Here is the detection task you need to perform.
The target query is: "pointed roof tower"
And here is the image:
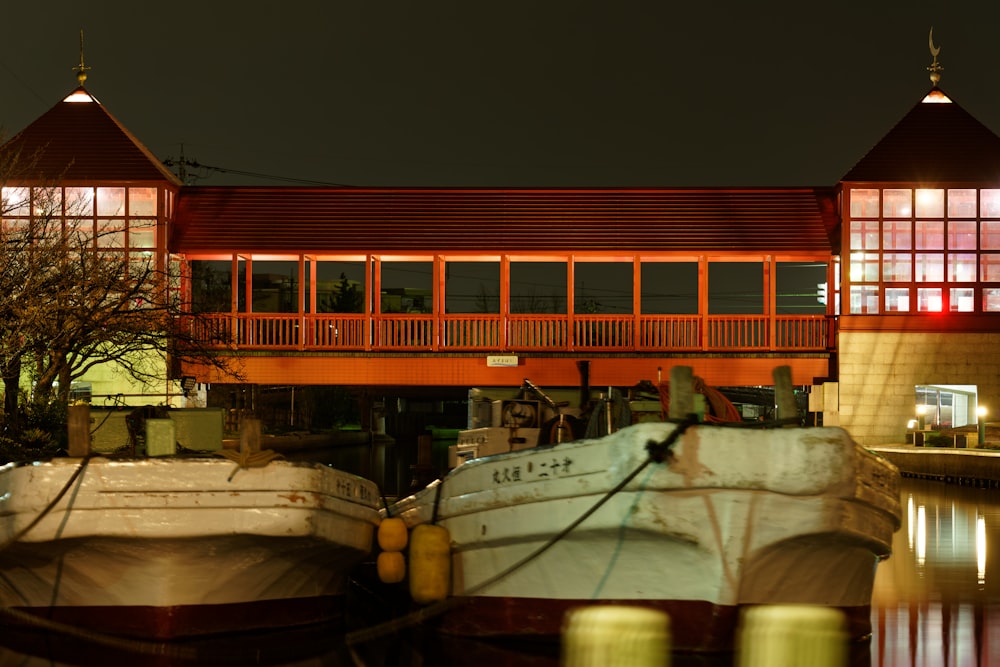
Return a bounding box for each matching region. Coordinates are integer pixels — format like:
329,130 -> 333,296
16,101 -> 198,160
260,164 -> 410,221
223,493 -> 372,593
841,29 -> 1000,184
0,31 -> 181,185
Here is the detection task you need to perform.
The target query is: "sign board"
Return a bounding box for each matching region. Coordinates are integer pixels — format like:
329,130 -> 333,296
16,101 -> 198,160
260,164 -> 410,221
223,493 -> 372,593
486,355 -> 519,367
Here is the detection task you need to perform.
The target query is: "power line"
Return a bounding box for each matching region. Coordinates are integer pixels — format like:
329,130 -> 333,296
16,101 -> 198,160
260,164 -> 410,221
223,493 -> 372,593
161,157 -> 353,187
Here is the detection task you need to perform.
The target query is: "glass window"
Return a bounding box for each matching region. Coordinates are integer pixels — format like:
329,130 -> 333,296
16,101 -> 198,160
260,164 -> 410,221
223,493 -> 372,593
981,255 -> 1000,282
849,285 -> 879,314
380,261 -> 432,314
641,262 -> 697,314
849,252 -> 880,282
190,260 -> 233,313
915,254 -> 944,282
1,187 -> 30,216
982,189 -> 1000,217
96,187 -> 125,216
883,221 -> 911,250
915,189 -> 945,218
315,261 -> 365,313
510,262 -> 566,314
64,187 -> 94,217
709,262 -> 762,314
446,261 -> 499,313
776,262 -> 827,314
849,189 -> 879,218
97,219 -> 124,248
950,287 -> 975,312
128,187 -> 157,216
948,254 -> 977,282
948,221 -> 977,250
850,221 -> 879,250
917,288 -> 942,312
915,221 -> 944,250
882,254 -> 912,282
575,262 -> 632,314
948,189 -> 977,218
129,219 -> 156,249
252,260 -> 299,313
884,288 -> 910,312
883,189 -> 912,218
981,221 -> 1000,249
984,288 -> 1000,312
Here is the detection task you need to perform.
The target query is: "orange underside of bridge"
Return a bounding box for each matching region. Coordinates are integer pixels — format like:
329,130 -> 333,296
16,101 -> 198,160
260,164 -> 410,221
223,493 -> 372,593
187,355 -> 830,389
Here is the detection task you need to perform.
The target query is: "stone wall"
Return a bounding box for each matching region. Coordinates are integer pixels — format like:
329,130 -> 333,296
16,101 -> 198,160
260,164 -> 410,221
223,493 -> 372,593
836,331 -> 1000,446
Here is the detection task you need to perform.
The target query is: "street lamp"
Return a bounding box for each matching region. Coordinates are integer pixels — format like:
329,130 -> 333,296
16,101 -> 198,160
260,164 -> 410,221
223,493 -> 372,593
978,405 -> 988,446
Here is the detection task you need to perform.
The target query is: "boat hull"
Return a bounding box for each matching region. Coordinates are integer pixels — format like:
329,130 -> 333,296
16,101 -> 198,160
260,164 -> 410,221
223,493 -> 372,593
0,457 -> 381,639
391,421 -> 901,651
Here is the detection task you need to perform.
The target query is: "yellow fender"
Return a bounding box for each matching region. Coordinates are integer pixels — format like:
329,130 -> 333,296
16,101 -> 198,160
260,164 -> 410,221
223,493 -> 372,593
408,523 -> 451,604
377,516 -> 409,552
376,550 -> 407,584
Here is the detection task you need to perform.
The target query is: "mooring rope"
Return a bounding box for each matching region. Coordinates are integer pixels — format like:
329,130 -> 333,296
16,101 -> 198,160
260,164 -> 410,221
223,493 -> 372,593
345,413 -> 700,648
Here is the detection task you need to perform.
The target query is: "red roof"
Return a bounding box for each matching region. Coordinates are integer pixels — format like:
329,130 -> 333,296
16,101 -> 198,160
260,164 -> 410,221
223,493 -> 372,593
0,87 -> 180,184
172,186 -> 839,255
842,87 -> 1000,183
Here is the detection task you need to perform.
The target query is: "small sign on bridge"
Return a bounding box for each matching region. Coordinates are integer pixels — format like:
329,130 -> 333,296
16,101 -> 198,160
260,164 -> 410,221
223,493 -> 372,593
486,355 -> 519,367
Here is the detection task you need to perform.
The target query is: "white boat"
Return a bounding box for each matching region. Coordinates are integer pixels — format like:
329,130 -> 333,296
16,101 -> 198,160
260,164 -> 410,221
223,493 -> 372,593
390,419 -> 902,652
0,456 -> 381,640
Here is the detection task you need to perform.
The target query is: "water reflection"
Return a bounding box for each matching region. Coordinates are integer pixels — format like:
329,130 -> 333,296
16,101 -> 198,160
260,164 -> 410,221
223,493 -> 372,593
1,477 -> 998,666
870,477 -> 1000,667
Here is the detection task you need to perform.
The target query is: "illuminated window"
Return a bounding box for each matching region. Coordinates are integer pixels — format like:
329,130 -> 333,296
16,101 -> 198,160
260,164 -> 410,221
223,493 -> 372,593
128,187 -> 157,216
850,285 -> 879,313
885,287 -> 910,312
915,189 -> 944,218
850,189 -> 879,218
982,221 -> 1000,249
917,288 -> 942,312
915,221 -> 944,249
883,220 -> 911,249
883,189 -> 912,217
850,221 -> 879,250
981,254 -> 1000,282
984,288 -> 1000,312
849,252 -> 880,282
948,189 -> 977,218
883,254 -> 912,282
914,254 -> 944,282
982,189 -> 1000,217
950,287 -> 975,312
948,254 -> 977,282
948,220 -> 977,249
96,187 -> 125,216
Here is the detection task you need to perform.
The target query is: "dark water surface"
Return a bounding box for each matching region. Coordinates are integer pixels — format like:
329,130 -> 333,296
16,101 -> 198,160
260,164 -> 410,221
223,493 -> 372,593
2,477 -> 998,666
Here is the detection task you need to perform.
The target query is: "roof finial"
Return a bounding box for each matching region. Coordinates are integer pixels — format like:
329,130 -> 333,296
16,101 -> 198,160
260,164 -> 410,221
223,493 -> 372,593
73,28 -> 91,86
927,27 -> 943,87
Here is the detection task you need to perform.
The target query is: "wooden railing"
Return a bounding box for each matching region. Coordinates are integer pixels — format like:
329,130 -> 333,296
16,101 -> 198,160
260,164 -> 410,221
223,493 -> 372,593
184,313 -> 834,352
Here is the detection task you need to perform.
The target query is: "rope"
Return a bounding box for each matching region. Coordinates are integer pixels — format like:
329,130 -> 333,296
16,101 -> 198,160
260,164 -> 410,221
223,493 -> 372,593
345,413 -> 700,648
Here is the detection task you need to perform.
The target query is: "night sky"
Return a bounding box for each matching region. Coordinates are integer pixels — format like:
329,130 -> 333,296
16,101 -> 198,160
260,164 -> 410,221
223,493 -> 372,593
2,1 -> 997,188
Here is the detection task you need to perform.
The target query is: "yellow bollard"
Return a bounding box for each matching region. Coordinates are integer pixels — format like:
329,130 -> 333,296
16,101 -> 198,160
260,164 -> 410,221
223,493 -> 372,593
736,604 -> 847,667
561,605 -> 671,667
408,524 -> 451,604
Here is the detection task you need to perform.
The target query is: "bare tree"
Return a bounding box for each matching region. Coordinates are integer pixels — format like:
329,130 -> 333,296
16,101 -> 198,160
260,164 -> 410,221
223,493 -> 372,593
0,168 -> 240,443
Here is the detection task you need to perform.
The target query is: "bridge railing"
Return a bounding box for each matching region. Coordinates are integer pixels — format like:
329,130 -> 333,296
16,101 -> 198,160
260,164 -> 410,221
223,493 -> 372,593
183,313 -> 833,352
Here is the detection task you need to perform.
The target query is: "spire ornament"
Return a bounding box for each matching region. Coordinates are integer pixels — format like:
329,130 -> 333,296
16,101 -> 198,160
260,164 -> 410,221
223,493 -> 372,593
73,29 -> 91,86
927,27 -> 943,87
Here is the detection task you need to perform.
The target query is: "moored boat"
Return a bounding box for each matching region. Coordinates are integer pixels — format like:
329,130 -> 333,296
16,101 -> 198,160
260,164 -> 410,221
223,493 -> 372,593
388,372 -> 902,652
0,455 -> 381,640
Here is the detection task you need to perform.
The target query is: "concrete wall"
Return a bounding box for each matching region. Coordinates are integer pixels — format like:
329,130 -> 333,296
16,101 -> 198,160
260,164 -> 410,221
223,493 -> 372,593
836,331 -> 1000,446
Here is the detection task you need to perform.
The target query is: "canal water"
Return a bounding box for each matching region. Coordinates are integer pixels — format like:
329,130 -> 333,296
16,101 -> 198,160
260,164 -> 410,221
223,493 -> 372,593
1,476 -> 997,666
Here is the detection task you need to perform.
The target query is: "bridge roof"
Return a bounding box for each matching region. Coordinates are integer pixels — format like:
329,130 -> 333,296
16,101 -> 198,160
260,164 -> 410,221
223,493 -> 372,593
172,186 -> 839,255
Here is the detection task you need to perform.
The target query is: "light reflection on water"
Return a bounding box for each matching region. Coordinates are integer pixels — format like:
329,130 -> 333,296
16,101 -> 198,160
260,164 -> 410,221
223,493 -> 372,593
1,477 -> 998,666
